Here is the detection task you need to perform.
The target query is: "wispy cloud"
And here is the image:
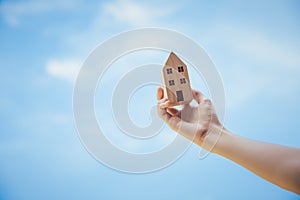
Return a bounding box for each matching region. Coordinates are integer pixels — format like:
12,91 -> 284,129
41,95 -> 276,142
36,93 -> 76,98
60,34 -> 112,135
102,0 -> 176,26
233,33 -> 300,70
44,0 -> 177,83
0,0 -> 79,26
46,59 -> 81,83
224,67 -> 272,110
207,24 -> 300,70
203,24 -> 300,109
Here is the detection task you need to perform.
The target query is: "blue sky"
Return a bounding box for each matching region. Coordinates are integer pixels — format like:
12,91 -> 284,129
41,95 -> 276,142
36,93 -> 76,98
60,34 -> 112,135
1,0 -> 300,199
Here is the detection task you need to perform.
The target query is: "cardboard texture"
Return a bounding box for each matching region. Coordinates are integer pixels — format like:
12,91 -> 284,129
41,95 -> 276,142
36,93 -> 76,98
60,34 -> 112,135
162,52 -> 193,106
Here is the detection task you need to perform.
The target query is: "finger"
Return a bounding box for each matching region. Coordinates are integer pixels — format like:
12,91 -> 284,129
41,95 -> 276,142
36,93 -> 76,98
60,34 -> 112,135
160,100 -> 171,108
192,89 -> 202,104
157,87 -> 164,100
166,107 -> 180,116
158,97 -> 168,104
164,115 -> 181,132
160,109 -> 172,122
192,89 -> 210,105
157,103 -> 181,130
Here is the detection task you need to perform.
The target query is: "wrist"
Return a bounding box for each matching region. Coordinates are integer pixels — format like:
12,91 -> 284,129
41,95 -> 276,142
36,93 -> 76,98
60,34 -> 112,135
196,124 -> 232,154
211,127 -> 232,154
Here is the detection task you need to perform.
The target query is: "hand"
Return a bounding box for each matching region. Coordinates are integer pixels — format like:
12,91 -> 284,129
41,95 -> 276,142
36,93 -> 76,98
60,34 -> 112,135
157,87 -> 222,147
157,87 -> 300,194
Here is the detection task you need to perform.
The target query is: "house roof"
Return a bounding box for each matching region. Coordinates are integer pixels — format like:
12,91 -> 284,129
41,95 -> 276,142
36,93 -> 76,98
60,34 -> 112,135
163,52 -> 186,70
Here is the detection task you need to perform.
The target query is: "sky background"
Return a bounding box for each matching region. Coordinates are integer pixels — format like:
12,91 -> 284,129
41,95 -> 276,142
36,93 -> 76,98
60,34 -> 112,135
1,0 -> 300,199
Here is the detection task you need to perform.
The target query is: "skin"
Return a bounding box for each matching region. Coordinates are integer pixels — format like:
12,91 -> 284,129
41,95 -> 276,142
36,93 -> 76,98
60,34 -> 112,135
157,87 -> 300,195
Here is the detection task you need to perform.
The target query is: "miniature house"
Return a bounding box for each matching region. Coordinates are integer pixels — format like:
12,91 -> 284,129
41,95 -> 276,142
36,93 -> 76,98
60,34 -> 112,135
162,52 -> 193,106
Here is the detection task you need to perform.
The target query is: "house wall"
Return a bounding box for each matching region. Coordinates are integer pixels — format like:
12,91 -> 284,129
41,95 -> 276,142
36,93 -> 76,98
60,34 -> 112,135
162,53 -> 193,106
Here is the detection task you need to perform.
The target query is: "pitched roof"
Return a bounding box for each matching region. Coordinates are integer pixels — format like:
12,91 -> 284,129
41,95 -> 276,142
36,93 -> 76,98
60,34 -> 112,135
163,52 -> 186,69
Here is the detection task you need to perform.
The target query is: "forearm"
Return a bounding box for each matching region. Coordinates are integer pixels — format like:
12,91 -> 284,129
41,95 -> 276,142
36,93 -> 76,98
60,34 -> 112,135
201,125 -> 300,194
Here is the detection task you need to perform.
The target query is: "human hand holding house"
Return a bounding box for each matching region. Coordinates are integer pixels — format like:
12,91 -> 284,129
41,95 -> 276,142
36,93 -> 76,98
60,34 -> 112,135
157,52 -> 300,195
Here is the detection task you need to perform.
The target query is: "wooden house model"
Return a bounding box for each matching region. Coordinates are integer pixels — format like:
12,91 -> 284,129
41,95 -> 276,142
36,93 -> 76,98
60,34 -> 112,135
162,52 -> 193,106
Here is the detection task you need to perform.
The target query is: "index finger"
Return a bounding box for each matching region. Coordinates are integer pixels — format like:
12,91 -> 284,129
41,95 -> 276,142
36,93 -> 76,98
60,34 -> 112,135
192,89 -> 209,104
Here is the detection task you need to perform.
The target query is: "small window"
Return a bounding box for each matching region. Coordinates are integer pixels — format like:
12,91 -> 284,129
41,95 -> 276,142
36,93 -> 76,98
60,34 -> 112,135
180,78 -> 186,84
166,68 -> 172,74
178,66 -> 184,72
168,80 -> 175,86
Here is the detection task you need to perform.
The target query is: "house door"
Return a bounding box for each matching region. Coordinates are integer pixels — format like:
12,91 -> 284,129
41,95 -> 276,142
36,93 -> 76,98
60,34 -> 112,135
176,90 -> 184,102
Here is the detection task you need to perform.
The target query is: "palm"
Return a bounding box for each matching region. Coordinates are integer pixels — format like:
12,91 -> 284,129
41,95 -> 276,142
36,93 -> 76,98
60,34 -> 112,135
157,87 -> 220,144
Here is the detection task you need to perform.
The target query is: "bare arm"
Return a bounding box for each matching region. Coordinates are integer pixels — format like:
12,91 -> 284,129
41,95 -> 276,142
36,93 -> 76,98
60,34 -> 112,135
157,87 -> 300,194
209,125 -> 300,194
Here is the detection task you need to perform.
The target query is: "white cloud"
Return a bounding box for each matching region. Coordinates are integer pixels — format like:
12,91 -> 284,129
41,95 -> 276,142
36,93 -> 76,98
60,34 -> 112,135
234,34 -> 300,70
207,24 -> 300,70
44,0 -> 177,83
103,0 -> 175,26
223,67 -> 271,110
0,0 -> 79,26
202,24 -> 300,109
46,59 -> 81,82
